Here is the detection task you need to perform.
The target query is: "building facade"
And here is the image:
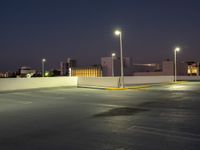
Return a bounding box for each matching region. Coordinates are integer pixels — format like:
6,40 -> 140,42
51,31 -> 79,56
71,66 -> 102,77
60,58 -> 77,76
178,61 -> 199,76
133,60 -> 200,76
19,66 -> 36,78
101,56 -> 132,76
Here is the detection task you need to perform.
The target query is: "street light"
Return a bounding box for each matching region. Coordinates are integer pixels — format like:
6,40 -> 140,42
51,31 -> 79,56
111,53 -> 116,77
174,47 -> 180,82
114,30 -> 124,88
42,58 -> 46,77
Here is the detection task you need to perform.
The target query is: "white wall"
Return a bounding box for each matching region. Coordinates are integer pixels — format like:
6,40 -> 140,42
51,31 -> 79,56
178,76 -> 200,81
0,77 -> 78,92
124,76 -> 174,85
77,76 -> 174,88
0,76 -> 181,92
77,77 -> 120,88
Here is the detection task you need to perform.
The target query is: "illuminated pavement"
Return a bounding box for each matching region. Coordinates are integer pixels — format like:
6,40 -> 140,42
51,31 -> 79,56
0,82 -> 200,150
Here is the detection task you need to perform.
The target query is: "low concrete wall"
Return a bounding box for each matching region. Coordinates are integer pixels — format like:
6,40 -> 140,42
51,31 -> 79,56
0,76 -> 178,92
178,76 -> 200,81
0,77 -> 78,92
77,77 -> 120,88
133,72 -> 164,76
124,76 -> 174,85
77,76 -> 174,88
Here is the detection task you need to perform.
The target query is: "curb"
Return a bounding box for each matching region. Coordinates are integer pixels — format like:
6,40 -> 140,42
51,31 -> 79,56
105,88 -> 129,90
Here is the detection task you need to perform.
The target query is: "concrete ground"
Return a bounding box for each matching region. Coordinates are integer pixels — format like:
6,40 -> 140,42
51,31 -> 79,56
0,82 -> 200,150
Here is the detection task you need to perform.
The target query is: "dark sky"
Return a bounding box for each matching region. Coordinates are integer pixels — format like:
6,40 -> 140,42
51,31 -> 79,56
0,0 -> 200,71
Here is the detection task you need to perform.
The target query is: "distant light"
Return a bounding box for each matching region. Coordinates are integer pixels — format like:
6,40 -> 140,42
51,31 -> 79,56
115,30 -> 121,35
133,63 -> 157,67
112,53 -> 116,57
45,72 -> 49,77
42,58 -> 46,62
26,74 -> 31,78
69,68 -> 72,77
146,64 -> 156,67
175,47 -> 180,52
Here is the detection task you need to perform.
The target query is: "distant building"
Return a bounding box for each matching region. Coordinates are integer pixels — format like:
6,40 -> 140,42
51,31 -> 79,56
178,61 -> 199,76
0,72 -> 16,78
101,56 -> 132,76
71,66 -> 102,77
133,60 -> 174,76
133,60 -> 200,76
187,62 -> 199,76
49,69 -> 61,77
101,55 -> 200,76
0,72 -> 6,78
133,63 -> 160,72
60,58 -> 77,76
67,58 -> 77,69
60,62 -> 66,76
0,73 -> 4,78
162,60 -> 174,75
19,66 -> 36,78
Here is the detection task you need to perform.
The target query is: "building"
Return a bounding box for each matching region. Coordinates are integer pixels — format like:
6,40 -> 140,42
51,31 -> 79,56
101,54 -> 200,77
71,66 -> 102,77
19,66 -> 36,78
133,60 -> 200,76
60,62 -> 66,76
66,58 -> 77,69
0,72 -> 16,78
187,62 -> 199,76
178,61 -> 199,76
60,58 -> 77,76
133,63 -> 160,72
162,60 -> 174,75
133,60 -> 174,76
101,56 -> 132,76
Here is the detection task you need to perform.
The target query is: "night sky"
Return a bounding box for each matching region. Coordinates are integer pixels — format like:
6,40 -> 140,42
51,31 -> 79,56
0,0 -> 200,71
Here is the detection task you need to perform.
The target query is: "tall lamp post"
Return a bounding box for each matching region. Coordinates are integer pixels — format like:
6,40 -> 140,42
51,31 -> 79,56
114,30 -> 124,88
111,53 -> 116,77
197,62 -> 200,76
174,47 -> 180,82
42,58 -> 46,77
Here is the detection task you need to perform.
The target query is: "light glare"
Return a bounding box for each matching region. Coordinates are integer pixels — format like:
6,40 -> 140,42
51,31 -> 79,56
115,30 -> 121,35
45,72 -> 49,77
112,53 -> 116,57
175,47 -> 180,52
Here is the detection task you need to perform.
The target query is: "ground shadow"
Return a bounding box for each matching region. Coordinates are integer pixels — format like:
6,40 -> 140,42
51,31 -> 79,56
93,107 -> 148,117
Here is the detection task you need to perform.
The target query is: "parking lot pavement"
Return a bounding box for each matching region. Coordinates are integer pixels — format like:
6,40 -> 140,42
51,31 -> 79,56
0,82 -> 200,150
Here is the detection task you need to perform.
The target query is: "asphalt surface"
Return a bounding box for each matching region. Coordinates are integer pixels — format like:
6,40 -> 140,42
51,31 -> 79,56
0,82 -> 200,150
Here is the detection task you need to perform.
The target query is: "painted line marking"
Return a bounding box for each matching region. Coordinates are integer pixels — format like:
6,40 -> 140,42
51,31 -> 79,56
105,88 -> 129,90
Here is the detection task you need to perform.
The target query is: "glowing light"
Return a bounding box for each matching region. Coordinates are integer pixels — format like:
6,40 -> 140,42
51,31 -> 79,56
70,67 -> 102,77
187,66 -> 198,75
115,30 -> 121,35
26,74 -> 31,78
69,68 -> 72,77
42,58 -> 46,62
169,84 -> 186,90
112,53 -> 116,57
45,72 -> 49,77
175,47 -> 180,52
